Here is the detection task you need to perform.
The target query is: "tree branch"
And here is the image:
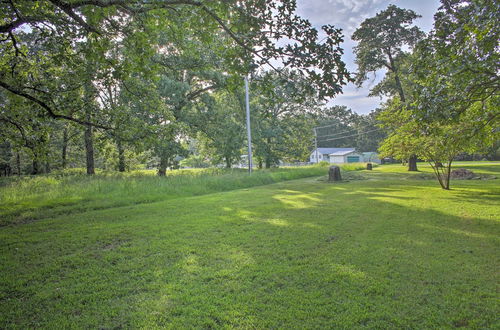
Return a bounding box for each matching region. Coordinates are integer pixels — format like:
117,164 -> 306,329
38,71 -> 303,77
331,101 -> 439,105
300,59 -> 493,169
0,80 -> 112,130
49,0 -> 100,33
0,16 -> 42,33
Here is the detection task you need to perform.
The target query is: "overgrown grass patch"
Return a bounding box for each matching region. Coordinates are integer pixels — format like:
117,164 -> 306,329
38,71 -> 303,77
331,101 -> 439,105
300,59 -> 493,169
1,164 -> 354,225
0,162 -> 498,328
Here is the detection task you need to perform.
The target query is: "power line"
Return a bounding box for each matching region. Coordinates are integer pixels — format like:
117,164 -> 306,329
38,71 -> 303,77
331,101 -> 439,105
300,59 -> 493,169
317,125 -> 382,141
317,128 -> 383,143
314,122 -> 343,130
317,127 -> 358,139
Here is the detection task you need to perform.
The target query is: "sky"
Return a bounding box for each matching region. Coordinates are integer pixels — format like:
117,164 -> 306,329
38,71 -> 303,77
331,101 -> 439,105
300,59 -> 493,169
295,0 -> 441,114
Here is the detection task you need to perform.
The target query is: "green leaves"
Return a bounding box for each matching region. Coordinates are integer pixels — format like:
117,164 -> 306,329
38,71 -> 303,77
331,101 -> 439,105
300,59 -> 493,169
412,0 -> 499,123
352,5 -> 424,94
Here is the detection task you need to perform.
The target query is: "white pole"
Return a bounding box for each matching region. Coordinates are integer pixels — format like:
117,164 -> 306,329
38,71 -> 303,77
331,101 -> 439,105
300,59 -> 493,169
245,75 -> 253,173
314,127 -> 318,163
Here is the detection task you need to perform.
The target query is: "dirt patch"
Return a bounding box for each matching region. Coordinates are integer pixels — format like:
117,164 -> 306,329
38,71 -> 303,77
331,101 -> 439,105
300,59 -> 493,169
451,168 -> 475,179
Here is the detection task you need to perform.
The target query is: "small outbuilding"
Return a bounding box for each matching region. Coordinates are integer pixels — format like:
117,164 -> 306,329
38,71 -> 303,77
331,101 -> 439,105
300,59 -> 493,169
310,148 -> 380,164
329,150 -> 364,163
310,148 -> 355,163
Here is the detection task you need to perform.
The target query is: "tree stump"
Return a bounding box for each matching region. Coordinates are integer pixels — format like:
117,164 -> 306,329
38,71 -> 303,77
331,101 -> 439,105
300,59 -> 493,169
366,163 -> 373,170
328,166 -> 342,181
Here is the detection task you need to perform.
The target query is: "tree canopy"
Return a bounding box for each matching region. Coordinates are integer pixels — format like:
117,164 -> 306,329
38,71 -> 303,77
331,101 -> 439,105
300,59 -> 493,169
377,0 -> 499,189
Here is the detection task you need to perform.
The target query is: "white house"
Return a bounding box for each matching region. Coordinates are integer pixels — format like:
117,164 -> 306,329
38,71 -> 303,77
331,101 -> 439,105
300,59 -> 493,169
310,148 -> 355,163
329,149 -> 363,163
310,148 -> 380,164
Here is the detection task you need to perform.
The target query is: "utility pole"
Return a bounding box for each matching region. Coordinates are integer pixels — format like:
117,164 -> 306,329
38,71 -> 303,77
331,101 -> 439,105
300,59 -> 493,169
314,127 -> 318,163
245,75 -> 253,173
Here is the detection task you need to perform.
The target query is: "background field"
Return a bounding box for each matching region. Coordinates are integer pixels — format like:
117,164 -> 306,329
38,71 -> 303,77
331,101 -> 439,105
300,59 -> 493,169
1,162 -> 499,328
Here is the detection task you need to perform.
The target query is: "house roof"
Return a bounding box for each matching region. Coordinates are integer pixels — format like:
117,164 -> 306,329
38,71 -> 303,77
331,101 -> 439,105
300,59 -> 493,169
314,148 -> 355,155
329,150 -> 358,156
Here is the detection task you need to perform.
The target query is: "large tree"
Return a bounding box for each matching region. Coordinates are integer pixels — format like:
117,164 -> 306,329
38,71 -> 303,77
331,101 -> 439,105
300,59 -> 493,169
378,97 -> 498,190
378,0 -> 500,189
194,91 -> 245,168
249,70 -> 323,168
352,4 -> 423,171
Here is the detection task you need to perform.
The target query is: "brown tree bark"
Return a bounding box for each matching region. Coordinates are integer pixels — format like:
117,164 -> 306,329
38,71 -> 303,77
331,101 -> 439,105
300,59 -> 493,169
117,139 -> 126,172
16,152 -> 21,176
31,153 -> 40,175
45,159 -> 50,174
61,126 -> 68,169
265,137 -> 272,169
328,166 -> 342,181
84,123 -> 95,175
408,155 -> 418,171
158,155 -> 168,176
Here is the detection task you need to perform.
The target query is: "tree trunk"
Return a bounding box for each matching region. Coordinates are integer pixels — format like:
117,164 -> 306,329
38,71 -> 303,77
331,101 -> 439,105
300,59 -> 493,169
429,161 -> 451,190
117,139 -> 126,172
328,166 -> 342,181
393,72 -> 406,103
84,123 -> 95,175
444,160 -> 452,190
158,155 -> 168,176
387,51 -> 406,103
408,155 -> 418,171
83,69 -> 96,175
16,153 -> 21,176
31,153 -> 40,175
61,126 -> 68,169
265,137 -> 272,168
225,156 -> 231,169
265,158 -> 271,169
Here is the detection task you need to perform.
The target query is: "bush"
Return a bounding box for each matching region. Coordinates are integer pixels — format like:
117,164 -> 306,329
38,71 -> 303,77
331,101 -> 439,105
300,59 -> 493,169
180,155 -> 211,168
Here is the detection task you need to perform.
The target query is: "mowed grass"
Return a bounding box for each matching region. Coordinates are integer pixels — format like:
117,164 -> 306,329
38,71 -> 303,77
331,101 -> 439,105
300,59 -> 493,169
0,162 -> 499,328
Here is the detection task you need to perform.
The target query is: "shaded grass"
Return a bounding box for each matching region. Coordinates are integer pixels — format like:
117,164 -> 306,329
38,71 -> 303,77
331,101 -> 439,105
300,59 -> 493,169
0,164 -> 368,225
0,163 -> 498,328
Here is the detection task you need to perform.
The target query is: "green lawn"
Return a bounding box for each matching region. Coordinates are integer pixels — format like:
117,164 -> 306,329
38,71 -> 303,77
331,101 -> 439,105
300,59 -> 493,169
1,162 -> 499,328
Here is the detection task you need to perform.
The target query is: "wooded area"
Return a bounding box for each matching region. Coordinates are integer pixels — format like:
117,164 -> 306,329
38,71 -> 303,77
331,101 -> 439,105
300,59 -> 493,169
0,0 -> 499,189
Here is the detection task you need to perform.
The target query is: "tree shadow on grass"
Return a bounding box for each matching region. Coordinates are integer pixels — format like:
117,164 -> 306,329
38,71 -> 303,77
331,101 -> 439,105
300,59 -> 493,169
443,186 -> 500,206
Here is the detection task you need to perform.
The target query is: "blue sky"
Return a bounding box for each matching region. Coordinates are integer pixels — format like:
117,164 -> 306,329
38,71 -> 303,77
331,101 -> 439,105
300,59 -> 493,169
296,0 -> 441,114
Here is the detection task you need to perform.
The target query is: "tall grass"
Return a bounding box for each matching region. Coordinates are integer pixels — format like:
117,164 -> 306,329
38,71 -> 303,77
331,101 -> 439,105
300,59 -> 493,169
0,163 -> 371,225
0,165 -> 305,224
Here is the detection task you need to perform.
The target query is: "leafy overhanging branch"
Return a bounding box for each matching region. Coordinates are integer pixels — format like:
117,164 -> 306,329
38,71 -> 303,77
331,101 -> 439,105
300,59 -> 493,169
0,80 -> 112,129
